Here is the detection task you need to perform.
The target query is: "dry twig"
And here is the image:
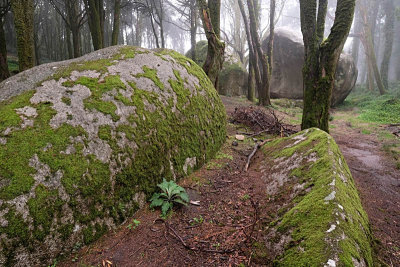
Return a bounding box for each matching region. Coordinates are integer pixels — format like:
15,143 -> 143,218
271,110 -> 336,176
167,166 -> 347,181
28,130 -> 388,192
244,139 -> 272,172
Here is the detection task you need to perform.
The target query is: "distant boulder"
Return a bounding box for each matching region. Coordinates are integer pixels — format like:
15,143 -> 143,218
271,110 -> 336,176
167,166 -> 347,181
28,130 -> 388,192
185,40 -> 208,66
262,28 -> 358,106
185,41 -> 248,96
219,63 -> 248,96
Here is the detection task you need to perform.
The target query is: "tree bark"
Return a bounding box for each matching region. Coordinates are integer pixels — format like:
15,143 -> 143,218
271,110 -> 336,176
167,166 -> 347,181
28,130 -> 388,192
0,17 -> 10,81
198,0 -> 225,90
300,0 -> 355,132
111,0 -> 121,46
247,0 -> 270,106
267,0 -> 275,80
380,0 -> 394,90
208,0 -> 220,38
359,0 -> 386,95
351,6 -> 362,65
190,0 -> 197,61
85,0 -> 104,50
11,0 -> 35,71
66,24 -> 73,59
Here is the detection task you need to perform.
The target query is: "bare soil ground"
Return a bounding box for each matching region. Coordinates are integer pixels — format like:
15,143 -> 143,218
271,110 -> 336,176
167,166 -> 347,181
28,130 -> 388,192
59,96 -> 400,267
330,114 -> 400,266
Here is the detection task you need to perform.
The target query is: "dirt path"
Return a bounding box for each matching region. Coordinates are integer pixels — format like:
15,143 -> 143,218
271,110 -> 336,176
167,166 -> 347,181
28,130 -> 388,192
330,118 -> 400,266
59,97 -> 400,266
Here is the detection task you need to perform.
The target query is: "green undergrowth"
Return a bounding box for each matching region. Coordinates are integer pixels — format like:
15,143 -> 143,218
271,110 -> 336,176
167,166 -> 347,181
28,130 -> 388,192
0,46 -> 226,265
262,128 -> 373,266
7,57 -> 19,73
271,98 -> 303,124
339,83 -> 400,124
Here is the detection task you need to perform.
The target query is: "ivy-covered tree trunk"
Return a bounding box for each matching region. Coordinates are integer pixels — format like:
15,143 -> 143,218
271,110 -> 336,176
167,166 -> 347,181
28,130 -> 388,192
11,0 -> 35,71
111,0 -> 121,46
198,0 -> 225,91
380,0 -> 394,90
300,0 -> 355,132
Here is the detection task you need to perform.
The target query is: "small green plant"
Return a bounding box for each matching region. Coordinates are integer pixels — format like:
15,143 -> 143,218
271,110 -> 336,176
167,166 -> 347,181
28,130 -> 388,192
127,219 -> 140,230
150,178 -> 189,216
191,215 -> 204,225
241,194 -> 250,201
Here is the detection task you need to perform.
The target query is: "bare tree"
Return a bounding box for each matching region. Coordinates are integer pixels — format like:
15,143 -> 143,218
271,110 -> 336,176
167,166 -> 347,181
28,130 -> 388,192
50,0 -> 86,57
166,0 -> 198,60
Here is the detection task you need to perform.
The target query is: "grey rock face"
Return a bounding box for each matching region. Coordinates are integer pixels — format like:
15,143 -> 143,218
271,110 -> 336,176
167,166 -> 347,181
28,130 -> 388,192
263,28 -> 358,106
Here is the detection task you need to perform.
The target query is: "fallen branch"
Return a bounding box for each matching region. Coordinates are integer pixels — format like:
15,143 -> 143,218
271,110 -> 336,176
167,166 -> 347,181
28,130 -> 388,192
244,139 -> 272,172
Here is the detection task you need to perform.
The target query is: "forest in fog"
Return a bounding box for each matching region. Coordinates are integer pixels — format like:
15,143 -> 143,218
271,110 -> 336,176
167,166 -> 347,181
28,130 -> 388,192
1,0 -> 400,87
1,1 -> 400,266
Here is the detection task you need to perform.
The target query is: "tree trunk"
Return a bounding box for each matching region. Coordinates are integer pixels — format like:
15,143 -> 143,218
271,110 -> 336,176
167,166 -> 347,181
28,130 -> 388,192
85,0 -> 104,50
237,0 -> 255,102
190,0 -> 197,61
0,18 -> 10,81
247,55 -> 256,101
198,0 -> 225,90
111,0 -> 121,46
351,6 -> 362,65
267,0 -> 275,80
66,25 -> 73,59
11,0 -> 35,71
247,0 -> 270,106
380,0 -> 394,90
300,0 -> 355,132
208,0 -> 220,38
359,1 -> 386,95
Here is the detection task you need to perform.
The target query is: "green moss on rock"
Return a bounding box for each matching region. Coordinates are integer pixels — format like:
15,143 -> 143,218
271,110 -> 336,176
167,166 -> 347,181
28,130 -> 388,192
262,128 -> 373,266
0,46 -> 226,266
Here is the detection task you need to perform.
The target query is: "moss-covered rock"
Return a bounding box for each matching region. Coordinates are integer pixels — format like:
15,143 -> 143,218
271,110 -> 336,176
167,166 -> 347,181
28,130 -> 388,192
185,40 -> 208,66
0,46 -> 226,266
260,128 -> 373,266
185,41 -> 248,96
218,63 -> 248,96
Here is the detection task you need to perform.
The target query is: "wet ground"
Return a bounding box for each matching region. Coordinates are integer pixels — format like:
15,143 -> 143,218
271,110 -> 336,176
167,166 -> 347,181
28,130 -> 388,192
331,122 -> 400,266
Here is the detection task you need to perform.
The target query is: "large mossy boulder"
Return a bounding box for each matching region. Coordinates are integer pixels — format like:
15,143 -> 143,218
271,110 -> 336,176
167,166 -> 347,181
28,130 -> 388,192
262,28 -> 358,106
185,41 -> 248,96
0,46 -> 226,266
260,128 -> 373,266
218,63 -> 248,96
